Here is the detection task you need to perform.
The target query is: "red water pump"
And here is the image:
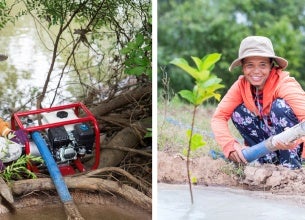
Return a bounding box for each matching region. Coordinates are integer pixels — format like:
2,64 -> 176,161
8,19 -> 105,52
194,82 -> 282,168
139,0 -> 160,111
10,102 -> 100,176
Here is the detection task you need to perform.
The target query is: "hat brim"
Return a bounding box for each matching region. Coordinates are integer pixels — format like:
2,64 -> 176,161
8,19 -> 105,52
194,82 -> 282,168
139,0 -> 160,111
229,54 -> 288,72
0,54 -> 8,61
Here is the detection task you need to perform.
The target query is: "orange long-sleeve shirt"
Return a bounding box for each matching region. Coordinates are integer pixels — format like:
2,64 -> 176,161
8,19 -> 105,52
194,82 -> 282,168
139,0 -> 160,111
0,118 -> 11,137
211,67 -> 305,158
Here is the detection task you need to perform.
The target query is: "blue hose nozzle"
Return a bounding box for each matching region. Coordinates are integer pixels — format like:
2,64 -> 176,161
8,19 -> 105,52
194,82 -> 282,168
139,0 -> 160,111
241,141 -> 271,163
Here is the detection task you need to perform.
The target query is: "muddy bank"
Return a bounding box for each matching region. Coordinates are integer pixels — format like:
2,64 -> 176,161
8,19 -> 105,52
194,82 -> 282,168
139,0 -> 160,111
158,151 -> 305,202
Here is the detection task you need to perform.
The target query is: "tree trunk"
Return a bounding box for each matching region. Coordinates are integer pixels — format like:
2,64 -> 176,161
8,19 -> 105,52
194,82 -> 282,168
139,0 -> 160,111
90,84 -> 151,116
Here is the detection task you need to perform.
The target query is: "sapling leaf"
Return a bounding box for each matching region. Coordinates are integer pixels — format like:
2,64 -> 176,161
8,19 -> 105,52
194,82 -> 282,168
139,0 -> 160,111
201,53 -> 222,71
186,130 -> 206,151
178,90 -> 195,104
191,176 -> 198,184
170,58 -> 199,79
191,56 -> 202,71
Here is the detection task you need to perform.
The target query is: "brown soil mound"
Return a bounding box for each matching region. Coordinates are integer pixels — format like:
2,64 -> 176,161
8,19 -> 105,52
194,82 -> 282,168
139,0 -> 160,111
158,151 -> 237,186
158,151 -> 305,199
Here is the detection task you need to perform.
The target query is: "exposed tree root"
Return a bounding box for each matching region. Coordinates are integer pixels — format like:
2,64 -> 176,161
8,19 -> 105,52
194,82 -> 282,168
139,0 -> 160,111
84,167 -> 152,197
11,177 -> 152,211
102,146 -> 152,157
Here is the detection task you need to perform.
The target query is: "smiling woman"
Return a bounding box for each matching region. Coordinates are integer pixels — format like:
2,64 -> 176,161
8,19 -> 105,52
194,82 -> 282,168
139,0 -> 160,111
211,35 -> 305,169
242,56 -> 272,90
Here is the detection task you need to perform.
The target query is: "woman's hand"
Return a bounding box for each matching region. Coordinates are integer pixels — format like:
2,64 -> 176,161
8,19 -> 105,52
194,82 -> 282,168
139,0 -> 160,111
272,137 -> 305,150
272,125 -> 305,150
228,143 -> 248,164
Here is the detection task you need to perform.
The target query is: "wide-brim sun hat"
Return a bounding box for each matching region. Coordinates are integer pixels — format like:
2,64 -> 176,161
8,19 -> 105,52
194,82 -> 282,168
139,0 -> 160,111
0,54 -> 8,61
229,36 -> 288,72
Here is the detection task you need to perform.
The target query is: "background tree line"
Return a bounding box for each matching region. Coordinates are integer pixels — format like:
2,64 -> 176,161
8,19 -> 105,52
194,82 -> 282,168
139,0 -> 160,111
158,0 -> 305,100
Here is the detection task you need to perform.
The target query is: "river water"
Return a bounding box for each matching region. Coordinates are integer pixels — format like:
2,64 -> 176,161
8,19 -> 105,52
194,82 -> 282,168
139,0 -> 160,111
0,9 -> 73,115
158,184 -> 305,220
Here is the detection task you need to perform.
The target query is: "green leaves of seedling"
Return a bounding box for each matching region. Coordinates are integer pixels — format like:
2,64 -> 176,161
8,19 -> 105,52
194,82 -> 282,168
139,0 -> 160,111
187,130 -> 206,151
170,53 -> 221,81
171,53 -> 224,107
178,90 -> 195,104
170,53 -> 224,155
182,130 -> 206,156
170,58 -> 200,80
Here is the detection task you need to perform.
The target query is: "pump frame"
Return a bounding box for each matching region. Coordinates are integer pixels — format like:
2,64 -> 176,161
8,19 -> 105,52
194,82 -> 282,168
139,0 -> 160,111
10,102 -> 100,174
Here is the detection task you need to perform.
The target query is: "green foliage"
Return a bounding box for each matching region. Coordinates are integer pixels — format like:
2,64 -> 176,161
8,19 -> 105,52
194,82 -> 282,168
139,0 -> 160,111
220,162 -> 245,180
171,53 -> 224,106
158,0 -> 305,97
182,130 -> 206,156
191,176 -> 198,185
171,54 -> 224,152
0,134 -> 43,182
24,0 -> 121,28
0,1 -> 26,29
121,21 -> 152,79
0,155 -> 43,182
144,128 -> 152,138
187,131 -> 206,151
0,1 -> 12,29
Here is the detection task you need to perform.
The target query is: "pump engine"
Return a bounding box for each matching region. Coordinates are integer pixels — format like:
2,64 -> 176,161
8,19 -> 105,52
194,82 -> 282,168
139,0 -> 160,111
11,102 -> 100,175
43,122 -> 94,163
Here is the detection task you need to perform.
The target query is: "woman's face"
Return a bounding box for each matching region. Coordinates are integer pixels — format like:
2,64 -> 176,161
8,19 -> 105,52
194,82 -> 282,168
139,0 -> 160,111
242,56 -> 272,90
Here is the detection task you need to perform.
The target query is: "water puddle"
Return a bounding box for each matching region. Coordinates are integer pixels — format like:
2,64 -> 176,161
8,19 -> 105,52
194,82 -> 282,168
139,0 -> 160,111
158,184 -> 305,220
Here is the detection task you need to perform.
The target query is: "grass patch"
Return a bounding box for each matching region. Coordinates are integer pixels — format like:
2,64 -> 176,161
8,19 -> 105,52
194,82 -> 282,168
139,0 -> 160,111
220,162 -> 245,180
158,98 -> 242,157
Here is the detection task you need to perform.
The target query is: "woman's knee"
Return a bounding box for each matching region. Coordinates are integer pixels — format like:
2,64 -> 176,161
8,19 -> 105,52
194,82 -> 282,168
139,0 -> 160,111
270,99 -> 299,126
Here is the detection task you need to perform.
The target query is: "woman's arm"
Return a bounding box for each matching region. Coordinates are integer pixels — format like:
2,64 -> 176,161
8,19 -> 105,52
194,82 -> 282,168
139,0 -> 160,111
211,80 -> 244,158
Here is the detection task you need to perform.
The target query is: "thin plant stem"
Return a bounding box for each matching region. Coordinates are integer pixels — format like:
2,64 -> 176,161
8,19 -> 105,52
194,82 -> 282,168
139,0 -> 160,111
187,105 -> 198,204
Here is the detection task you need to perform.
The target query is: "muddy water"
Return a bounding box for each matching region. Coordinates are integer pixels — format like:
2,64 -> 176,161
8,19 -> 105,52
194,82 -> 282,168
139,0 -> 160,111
158,184 -> 305,220
0,4 -> 72,109
0,192 -> 151,219
1,204 -> 151,220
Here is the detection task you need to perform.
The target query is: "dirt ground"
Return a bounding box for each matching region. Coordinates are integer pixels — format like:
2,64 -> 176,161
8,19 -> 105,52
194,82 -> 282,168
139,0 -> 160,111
158,151 -> 305,204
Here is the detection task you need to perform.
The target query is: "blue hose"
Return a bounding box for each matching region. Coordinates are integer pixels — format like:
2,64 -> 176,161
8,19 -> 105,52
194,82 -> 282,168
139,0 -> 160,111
242,141 -> 271,163
31,131 -> 72,203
